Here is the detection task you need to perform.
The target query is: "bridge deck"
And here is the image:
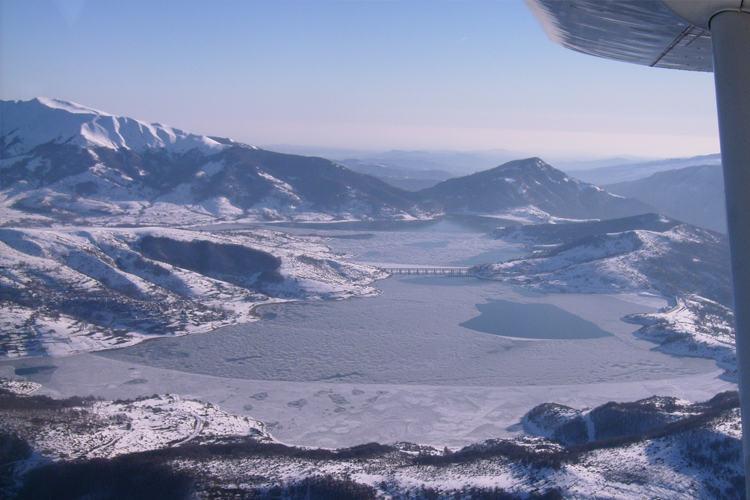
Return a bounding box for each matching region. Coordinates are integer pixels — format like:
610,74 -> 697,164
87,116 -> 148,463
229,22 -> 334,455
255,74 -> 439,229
383,267 -> 474,277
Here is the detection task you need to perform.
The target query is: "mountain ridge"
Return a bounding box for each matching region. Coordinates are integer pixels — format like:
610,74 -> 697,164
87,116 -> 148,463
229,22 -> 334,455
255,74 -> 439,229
419,157 -> 654,220
2,98 -> 653,226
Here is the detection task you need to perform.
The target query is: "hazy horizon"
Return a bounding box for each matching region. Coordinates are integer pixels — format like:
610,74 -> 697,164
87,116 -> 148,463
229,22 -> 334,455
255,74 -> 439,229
1,0 -> 721,159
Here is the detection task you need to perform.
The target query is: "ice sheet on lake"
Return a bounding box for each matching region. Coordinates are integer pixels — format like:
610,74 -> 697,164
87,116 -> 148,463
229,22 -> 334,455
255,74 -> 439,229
91,277 -> 714,387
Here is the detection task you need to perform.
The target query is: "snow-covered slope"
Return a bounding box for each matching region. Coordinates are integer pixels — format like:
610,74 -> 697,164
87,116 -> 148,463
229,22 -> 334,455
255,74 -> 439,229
3,386 -> 742,500
0,389 -> 272,464
624,295 -> 736,380
480,214 -> 731,304
475,214 -> 734,376
0,226 -> 387,357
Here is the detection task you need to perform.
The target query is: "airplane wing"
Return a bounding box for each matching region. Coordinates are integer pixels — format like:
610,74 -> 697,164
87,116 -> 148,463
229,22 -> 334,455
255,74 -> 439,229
524,0 -> 712,71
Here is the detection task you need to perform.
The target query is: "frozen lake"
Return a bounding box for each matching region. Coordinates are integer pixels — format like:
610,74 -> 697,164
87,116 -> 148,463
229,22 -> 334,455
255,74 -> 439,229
0,218 -> 735,448
92,277 -> 708,387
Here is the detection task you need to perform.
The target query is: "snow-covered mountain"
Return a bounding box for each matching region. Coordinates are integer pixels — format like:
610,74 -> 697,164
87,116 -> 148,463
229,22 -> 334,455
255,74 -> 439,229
604,165 -> 727,233
419,158 -> 654,221
1,98 -> 430,225
2,100 -> 659,225
0,98 -> 228,156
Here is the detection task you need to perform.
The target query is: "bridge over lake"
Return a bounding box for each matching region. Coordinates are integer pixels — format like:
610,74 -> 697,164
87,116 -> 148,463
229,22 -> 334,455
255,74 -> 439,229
382,267 -> 474,277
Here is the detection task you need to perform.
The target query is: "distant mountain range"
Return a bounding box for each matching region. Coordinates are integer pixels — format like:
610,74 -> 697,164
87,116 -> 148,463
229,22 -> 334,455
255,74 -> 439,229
335,158 -> 454,191
568,154 -> 722,185
604,165 -> 726,233
1,98 -> 652,226
265,145 -> 523,176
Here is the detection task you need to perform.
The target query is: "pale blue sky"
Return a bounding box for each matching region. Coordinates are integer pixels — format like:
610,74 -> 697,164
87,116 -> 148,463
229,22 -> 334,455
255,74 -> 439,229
1,0 -> 720,159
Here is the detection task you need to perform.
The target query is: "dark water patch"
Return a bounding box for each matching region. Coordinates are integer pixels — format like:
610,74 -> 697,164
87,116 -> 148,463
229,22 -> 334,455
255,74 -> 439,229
318,372 -> 364,381
225,355 -> 261,363
13,365 -> 58,384
253,302 -> 320,322
328,394 -> 349,405
139,345 -> 191,360
308,233 -> 376,240
270,215 -> 519,234
14,365 -> 57,376
123,378 -> 148,385
460,300 -> 611,340
197,215 -> 521,234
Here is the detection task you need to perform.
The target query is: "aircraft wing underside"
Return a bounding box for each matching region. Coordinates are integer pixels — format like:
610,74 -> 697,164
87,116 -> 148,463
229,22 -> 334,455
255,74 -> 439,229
524,0 -> 713,72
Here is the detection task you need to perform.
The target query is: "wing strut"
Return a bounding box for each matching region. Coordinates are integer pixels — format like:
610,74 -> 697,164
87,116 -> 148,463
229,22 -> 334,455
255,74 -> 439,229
711,11 -> 750,494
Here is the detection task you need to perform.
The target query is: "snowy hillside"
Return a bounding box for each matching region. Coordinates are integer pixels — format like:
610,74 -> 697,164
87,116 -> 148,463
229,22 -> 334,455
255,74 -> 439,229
481,214 -> 731,304
419,158 -> 653,220
2,386 -> 742,499
0,227 -> 386,357
624,295 -> 736,380
475,214 -> 734,376
1,98 -> 431,225
0,391 -> 272,463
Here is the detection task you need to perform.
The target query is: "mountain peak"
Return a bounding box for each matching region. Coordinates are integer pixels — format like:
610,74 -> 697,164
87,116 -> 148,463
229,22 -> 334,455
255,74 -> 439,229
31,97 -> 112,116
490,157 -> 549,173
419,157 -> 653,220
1,97 -> 228,156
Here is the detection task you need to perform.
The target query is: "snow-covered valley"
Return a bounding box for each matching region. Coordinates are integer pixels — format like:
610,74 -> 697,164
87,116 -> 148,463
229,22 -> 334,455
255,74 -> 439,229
2,220 -> 736,446
1,217 -> 740,499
